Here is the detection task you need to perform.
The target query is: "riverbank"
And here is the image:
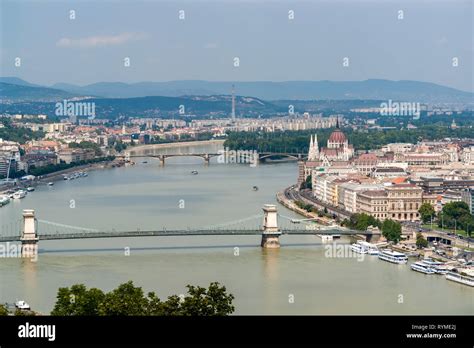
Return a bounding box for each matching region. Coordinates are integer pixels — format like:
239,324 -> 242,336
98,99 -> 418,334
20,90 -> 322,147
0,159 -> 119,194
36,160 -> 118,184
276,187 -> 337,226
129,139 -> 225,153
276,187 -> 336,226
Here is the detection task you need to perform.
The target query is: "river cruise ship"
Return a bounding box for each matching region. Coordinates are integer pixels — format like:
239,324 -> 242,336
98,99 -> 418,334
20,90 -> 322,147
445,269 -> 474,287
378,249 -> 408,264
410,261 -> 436,274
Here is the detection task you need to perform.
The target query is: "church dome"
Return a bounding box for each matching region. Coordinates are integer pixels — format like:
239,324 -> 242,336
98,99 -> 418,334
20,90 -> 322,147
328,128 -> 347,144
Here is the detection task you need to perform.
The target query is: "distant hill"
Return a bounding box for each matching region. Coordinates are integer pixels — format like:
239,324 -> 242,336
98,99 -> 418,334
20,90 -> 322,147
0,94 -> 282,119
49,79 -> 474,104
51,81 -> 219,99
2,77 -> 473,108
0,77 -> 40,87
0,82 -> 79,102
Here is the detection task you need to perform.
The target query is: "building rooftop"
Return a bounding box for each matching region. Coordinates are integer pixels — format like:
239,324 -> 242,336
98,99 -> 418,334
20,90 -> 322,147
360,190 -> 388,197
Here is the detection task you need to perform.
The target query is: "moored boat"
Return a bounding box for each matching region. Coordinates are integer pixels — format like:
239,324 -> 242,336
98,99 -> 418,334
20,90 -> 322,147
13,190 -> 27,199
378,249 -> 408,264
0,195 -> 10,207
350,243 -> 368,254
410,261 -> 436,274
445,269 -> 474,287
357,241 -> 379,255
15,300 -> 30,310
420,258 -> 449,275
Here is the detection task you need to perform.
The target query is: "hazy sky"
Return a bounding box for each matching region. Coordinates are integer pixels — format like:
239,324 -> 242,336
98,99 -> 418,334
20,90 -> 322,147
0,0 -> 472,91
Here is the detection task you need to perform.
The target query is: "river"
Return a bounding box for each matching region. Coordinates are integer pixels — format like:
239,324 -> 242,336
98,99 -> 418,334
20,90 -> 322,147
0,142 -> 472,315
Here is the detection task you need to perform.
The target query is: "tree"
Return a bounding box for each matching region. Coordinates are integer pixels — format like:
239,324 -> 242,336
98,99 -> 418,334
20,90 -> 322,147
416,233 -> 428,249
347,213 -> 381,231
300,175 -> 312,190
98,281 -> 149,316
419,203 -> 435,224
51,284 -> 105,316
381,219 -> 402,243
438,201 -> 474,232
176,282 -> 235,316
14,309 -> 36,316
0,304 -> 9,316
51,281 -> 235,316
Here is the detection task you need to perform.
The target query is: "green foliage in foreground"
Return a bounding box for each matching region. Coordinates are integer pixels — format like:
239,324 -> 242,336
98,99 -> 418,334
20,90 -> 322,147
0,304 -> 9,316
51,281 -> 235,316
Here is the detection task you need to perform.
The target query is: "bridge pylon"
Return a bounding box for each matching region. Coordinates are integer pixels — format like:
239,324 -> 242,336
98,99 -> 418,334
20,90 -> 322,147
20,209 -> 38,259
261,204 -> 281,249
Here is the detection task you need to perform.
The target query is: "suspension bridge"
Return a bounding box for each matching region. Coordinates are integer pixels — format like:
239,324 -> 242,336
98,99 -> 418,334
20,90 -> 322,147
1,205 -> 378,258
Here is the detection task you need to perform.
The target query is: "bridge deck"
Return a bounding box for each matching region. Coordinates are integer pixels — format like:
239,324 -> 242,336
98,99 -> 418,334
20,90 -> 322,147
0,229 -> 367,242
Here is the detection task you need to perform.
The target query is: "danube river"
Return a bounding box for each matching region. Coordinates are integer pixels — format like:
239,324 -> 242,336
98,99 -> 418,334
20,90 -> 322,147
0,142 -> 472,314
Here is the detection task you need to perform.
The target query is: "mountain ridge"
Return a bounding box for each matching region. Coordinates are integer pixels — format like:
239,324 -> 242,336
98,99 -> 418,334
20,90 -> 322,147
1,77 -> 473,104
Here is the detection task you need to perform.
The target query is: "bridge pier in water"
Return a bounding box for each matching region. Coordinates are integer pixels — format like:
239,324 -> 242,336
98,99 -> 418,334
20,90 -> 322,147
159,155 -> 165,166
261,204 -> 281,249
20,209 -> 38,258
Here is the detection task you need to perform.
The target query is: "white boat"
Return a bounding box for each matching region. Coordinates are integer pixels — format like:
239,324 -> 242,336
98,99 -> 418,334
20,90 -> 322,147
378,249 -> 408,264
410,261 -> 436,274
357,241 -> 379,255
0,195 -> 10,207
26,187 -> 35,192
47,182 -> 54,186
13,190 -> 27,199
445,269 -> 474,287
420,258 -> 448,275
15,300 -> 30,310
350,243 -> 368,254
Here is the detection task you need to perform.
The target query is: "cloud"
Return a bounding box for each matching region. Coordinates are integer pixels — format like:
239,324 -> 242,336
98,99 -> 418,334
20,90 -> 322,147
56,32 -> 147,48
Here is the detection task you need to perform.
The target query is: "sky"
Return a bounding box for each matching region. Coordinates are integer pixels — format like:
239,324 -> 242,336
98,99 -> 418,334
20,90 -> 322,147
0,0 -> 473,92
